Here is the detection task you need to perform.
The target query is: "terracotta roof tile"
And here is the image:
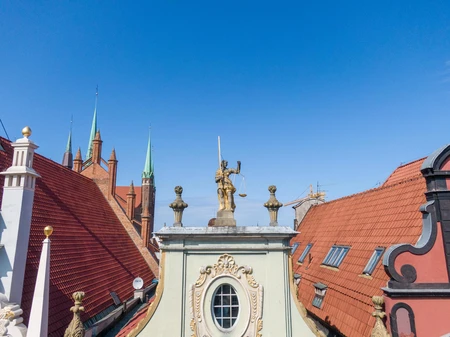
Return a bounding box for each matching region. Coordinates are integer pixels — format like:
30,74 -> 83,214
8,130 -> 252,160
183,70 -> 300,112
116,296 -> 155,337
291,160 -> 426,337
116,186 -> 142,210
0,138 -> 155,337
382,157 -> 425,186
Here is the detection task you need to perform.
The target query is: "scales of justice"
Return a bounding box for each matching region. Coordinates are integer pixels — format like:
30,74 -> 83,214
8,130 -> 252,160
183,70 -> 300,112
214,136 -> 246,227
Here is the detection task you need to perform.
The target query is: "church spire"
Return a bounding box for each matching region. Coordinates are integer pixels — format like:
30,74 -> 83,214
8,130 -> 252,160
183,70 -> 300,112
86,87 -> 98,159
62,119 -> 73,169
142,129 -> 153,179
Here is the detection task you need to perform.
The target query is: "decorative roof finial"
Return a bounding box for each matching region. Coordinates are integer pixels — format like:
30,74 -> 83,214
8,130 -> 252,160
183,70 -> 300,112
169,186 -> 188,227
22,126 -> 32,138
264,185 -> 283,226
63,292 -> 85,337
370,296 -> 390,337
44,226 -> 53,238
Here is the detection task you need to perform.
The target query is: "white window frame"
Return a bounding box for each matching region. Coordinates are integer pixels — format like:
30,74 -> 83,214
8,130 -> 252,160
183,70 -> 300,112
363,247 -> 385,275
298,243 -> 313,263
211,283 -> 240,331
323,245 -> 350,268
291,242 -> 300,255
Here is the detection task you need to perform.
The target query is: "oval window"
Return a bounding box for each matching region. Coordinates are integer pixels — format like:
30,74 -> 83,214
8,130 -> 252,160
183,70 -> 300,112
212,284 -> 239,330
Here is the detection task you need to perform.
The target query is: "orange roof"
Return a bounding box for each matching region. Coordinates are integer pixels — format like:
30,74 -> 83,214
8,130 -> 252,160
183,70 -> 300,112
116,297 -> 155,337
116,185 -> 142,210
382,157 -> 425,186
0,138 -> 155,337
291,160 -> 426,337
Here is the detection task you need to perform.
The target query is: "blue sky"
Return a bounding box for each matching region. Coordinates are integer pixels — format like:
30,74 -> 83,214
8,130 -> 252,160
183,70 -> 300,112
1,1 -> 450,230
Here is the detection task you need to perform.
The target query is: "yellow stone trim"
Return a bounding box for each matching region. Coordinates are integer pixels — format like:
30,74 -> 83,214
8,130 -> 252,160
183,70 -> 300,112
126,251 -> 166,337
288,256 -> 325,337
319,264 -> 339,272
358,273 -> 373,280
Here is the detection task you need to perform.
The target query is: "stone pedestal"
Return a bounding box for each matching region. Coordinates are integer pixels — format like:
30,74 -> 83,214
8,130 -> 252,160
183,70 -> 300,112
215,210 -> 236,227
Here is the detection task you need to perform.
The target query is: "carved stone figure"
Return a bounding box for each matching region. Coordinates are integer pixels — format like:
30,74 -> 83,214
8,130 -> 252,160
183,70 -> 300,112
64,292 -> 85,337
215,160 -> 241,212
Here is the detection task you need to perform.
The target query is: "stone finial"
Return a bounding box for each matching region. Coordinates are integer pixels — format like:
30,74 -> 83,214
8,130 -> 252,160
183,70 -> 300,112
64,292 -> 85,337
370,296 -> 391,337
264,185 -> 283,226
169,186 -> 188,227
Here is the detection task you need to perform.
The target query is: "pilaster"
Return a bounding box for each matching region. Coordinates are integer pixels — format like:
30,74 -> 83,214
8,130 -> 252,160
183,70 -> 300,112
0,127 -> 40,305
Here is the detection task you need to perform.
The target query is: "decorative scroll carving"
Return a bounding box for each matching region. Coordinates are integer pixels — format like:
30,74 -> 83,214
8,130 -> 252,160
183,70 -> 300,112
191,254 -> 263,337
256,318 -> 263,337
383,201 -> 436,287
0,306 -> 14,336
370,296 -> 390,337
64,292 -> 85,337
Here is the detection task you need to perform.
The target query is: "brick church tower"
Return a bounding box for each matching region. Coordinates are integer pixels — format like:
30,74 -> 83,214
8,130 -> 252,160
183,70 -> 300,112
141,134 -> 156,247
61,89 -> 159,275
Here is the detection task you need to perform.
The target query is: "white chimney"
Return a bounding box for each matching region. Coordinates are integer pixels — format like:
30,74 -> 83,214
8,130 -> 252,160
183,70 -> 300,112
0,126 -> 40,305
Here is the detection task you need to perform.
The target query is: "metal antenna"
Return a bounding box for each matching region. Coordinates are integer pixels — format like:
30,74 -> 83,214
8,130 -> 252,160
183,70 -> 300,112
0,119 -> 10,140
0,119 -> 11,140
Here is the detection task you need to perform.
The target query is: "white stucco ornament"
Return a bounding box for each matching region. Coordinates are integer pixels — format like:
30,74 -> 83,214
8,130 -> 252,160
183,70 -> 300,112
190,254 -> 263,337
0,295 -> 27,337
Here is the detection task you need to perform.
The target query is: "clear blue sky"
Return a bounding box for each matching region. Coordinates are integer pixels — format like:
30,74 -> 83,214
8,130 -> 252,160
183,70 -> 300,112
1,1 -> 450,230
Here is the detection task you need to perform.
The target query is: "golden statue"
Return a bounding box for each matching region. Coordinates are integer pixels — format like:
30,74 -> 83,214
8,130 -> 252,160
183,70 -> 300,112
215,159 -> 241,212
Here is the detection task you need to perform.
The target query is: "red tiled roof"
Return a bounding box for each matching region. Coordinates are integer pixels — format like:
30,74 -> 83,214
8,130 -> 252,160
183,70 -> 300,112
116,185 -> 142,210
291,160 -> 426,337
116,297 -> 155,337
0,138 -> 155,337
382,157 -> 425,186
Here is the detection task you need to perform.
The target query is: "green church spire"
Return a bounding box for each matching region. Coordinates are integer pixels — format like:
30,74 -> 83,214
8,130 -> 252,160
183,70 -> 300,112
86,87 -> 98,159
142,129 -> 154,179
66,116 -> 73,154
62,117 -> 73,169
66,129 -> 72,154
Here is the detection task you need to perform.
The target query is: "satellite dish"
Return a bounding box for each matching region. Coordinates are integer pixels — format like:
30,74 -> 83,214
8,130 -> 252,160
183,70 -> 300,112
133,277 -> 144,290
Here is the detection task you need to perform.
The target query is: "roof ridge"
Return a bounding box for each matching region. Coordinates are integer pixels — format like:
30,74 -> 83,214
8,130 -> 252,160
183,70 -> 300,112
382,156 -> 426,187
315,174 -> 424,208
396,156 -> 427,169
0,136 -> 99,184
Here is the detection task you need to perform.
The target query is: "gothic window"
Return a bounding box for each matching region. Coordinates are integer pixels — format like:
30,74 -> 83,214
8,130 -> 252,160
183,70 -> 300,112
212,284 -> 239,330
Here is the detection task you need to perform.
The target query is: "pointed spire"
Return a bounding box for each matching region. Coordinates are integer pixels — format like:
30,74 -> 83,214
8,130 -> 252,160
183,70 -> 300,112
66,118 -> 73,153
73,147 -> 83,173
109,148 -> 117,161
128,180 -> 135,195
75,147 -> 82,160
86,87 -> 98,159
62,121 -> 73,169
94,129 -> 101,141
142,129 -> 153,179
